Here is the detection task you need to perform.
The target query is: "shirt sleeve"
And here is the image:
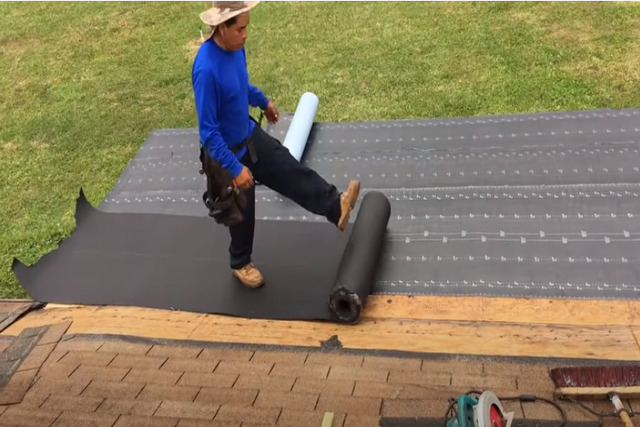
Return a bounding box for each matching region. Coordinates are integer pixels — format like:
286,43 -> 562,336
248,83 -> 269,109
193,67 -> 244,178
243,48 -> 270,109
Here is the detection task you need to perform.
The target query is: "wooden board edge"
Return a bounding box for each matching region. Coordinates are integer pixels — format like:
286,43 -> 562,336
555,386 -> 640,400
22,294 -> 640,327
362,294 -> 640,326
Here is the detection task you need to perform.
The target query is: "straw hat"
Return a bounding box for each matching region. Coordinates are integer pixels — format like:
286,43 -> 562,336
200,1 -> 261,27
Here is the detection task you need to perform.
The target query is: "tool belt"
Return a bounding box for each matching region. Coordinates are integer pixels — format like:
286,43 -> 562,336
198,146 -> 248,227
198,116 -> 263,226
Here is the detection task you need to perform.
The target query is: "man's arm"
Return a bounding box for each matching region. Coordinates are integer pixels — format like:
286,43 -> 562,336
248,82 -> 270,110
193,68 -> 244,178
242,48 -> 270,109
250,82 -> 279,124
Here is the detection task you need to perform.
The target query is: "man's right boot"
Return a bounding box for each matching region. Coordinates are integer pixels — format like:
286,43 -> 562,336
336,180 -> 361,232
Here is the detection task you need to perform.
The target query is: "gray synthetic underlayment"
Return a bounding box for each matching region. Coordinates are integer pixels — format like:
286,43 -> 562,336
99,108 -> 640,300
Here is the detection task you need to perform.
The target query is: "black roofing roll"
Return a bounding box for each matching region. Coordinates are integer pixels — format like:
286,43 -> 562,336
329,191 -> 391,324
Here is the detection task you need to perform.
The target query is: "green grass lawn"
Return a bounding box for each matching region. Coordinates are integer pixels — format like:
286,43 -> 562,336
1,1 -> 639,298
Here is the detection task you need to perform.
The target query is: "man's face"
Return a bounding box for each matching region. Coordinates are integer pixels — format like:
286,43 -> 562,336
220,12 -> 250,51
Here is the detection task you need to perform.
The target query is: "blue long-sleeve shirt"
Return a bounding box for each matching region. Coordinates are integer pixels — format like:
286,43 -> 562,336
192,39 -> 270,178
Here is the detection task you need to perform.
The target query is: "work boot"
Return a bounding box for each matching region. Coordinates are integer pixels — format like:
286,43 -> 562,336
232,263 -> 265,288
336,180 -> 361,232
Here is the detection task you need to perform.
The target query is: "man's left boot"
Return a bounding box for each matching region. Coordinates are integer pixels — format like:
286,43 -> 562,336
232,262 -> 265,288
337,180 -> 360,232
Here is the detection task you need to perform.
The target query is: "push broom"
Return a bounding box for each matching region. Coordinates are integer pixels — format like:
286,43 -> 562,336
550,365 -> 639,427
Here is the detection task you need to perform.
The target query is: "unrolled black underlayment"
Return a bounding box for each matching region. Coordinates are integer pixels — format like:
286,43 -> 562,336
13,108 -> 640,314
13,189 -> 390,323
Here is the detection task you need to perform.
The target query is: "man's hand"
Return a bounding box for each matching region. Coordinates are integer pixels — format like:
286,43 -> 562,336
233,166 -> 254,190
264,100 -> 279,124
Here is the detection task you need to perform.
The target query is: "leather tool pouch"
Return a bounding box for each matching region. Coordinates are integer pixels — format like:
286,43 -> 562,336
199,147 -> 247,227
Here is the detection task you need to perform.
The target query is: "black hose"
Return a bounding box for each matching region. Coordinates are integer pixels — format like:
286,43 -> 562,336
499,394 -> 568,427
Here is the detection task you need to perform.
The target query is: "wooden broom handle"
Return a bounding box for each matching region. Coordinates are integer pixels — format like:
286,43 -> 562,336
619,410 -> 634,427
610,393 -> 634,427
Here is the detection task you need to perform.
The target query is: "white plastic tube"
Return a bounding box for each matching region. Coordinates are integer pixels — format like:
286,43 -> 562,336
282,92 -> 319,162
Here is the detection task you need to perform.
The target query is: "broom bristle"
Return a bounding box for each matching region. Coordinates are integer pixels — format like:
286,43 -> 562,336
550,366 -> 640,388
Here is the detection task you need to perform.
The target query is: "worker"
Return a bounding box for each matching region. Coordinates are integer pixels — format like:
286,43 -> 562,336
192,1 -> 360,289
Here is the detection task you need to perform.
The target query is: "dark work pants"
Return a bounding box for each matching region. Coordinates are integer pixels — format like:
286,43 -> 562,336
227,124 -> 341,269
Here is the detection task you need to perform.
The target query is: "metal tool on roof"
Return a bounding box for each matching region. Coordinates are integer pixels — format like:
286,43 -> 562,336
446,390 -> 514,427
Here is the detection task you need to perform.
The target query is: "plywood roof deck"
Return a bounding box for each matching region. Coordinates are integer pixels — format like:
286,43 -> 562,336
3,294 -> 639,361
